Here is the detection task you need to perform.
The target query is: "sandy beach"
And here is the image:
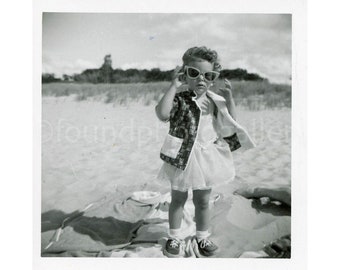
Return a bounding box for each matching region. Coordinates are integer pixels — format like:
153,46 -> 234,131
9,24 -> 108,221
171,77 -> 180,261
41,96 -> 291,257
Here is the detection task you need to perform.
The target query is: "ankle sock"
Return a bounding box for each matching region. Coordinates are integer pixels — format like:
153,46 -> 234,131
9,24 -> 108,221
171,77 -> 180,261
196,230 -> 210,242
168,228 -> 182,239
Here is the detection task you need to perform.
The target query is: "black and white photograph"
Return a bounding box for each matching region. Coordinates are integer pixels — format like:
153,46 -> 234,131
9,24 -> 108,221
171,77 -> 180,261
33,0 -> 307,269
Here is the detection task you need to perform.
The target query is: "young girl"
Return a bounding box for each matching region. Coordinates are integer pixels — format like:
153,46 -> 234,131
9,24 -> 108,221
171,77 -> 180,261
155,46 -> 255,257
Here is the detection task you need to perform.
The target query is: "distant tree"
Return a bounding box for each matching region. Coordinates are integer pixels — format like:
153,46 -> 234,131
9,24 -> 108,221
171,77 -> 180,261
145,68 -> 171,81
62,74 -> 73,81
99,54 -> 114,83
244,73 -> 264,81
219,68 -> 264,81
112,69 -> 125,83
42,73 -> 61,83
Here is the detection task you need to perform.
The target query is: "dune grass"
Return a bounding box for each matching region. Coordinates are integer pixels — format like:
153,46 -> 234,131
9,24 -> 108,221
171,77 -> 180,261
214,80 -> 291,110
42,80 -> 291,110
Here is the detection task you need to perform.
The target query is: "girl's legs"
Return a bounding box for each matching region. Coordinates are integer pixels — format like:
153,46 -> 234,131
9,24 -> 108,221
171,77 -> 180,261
193,188 -> 218,256
169,189 -> 188,230
165,189 -> 188,256
192,189 -> 211,231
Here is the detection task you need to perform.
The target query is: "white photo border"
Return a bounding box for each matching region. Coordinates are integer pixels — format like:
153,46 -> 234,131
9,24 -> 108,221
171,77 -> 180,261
33,0 -> 307,269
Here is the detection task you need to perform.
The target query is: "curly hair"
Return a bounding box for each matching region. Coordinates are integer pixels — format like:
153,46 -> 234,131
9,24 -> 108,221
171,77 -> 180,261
182,46 -> 222,72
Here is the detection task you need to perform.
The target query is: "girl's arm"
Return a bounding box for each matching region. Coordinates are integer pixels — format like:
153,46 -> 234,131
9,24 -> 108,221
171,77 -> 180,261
217,79 -> 237,120
155,66 -> 182,121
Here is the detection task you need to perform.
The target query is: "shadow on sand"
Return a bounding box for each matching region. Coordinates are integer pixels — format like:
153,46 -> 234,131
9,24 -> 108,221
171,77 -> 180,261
42,210 -> 144,246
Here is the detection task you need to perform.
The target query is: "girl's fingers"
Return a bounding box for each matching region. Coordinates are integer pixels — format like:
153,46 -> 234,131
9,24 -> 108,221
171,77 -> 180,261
224,79 -> 232,89
174,65 -> 181,72
170,66 -> 183,88
172,66 -> 184,81
173,66 -> 182,77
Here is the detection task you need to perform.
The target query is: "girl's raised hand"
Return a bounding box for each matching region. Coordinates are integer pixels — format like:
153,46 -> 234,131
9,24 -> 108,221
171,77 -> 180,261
171,66 -> 185,89
216,78 -> 237,119
216,79 -> 233,103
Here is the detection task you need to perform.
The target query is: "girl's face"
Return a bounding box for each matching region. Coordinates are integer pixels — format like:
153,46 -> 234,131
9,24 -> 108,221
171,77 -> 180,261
185,60 -> 215,95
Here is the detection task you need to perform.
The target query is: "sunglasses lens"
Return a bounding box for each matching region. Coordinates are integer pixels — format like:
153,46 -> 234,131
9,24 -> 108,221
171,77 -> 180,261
204,72 -> 217,81
186,67 -> 219,81
187,67 -> 200,78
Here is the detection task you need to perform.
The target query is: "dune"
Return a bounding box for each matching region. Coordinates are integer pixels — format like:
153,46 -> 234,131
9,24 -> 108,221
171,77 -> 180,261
41,97 -> 291,257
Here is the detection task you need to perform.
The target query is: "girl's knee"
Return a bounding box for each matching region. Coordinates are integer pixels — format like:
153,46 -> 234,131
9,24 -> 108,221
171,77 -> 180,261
193,189 -> 211,209
171,190 -> 188,207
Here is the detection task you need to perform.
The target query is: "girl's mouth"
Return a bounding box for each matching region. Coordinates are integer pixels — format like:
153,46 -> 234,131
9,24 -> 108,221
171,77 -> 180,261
196,83 -> 206,88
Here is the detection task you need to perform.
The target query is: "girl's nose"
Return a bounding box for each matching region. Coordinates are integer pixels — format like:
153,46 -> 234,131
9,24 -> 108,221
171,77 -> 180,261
197,74 -> 204,80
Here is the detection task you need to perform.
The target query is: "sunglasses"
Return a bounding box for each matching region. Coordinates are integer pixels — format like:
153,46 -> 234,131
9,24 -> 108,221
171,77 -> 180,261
184,66 -> 220,82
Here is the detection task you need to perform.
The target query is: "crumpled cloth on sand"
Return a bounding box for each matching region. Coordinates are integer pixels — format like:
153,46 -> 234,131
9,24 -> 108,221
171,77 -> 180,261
42,188 -> 291,258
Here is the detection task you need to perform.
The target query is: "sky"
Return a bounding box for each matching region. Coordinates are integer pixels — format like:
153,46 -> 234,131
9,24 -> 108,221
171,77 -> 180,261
42,13 -> 291,83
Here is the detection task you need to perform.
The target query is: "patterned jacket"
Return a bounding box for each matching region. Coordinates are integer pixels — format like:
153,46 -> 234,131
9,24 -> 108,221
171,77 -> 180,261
158,89 -> 256,170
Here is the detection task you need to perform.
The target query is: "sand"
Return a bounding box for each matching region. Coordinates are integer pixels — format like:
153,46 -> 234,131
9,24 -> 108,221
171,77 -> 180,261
41,96 -> 291,257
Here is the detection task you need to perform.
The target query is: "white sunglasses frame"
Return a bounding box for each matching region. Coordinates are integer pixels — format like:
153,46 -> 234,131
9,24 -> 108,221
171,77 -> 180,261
184,66 -> 220,82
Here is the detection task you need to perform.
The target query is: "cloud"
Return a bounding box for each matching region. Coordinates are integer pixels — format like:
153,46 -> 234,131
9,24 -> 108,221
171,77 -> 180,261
121,60 -> 175,71
42,13 -> 291,83
42,54 -> 96,78
141,14 -> 291,83
227,53 -> 291,83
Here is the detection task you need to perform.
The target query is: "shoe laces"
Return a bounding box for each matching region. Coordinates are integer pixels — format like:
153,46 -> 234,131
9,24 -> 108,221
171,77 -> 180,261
169,239 -> 181,248
199,238 -> 213,249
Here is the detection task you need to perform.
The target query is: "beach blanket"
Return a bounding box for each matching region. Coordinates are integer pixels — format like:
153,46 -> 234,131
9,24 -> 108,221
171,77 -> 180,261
41,187 -> 291,257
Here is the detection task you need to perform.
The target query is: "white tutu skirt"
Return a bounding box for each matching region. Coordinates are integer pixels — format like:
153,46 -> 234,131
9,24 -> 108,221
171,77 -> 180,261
157,139 -> 235,192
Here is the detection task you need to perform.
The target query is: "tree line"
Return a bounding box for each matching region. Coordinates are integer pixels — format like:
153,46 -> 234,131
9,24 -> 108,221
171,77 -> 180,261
42,67 -> 265,84
42,54 -> 265,83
